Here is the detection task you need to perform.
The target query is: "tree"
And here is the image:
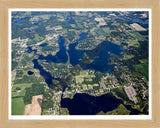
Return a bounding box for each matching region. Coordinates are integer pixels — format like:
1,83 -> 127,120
16,87 -> 21,90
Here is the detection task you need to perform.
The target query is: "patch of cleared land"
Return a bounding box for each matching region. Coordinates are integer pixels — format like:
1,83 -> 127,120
82,84 -> 88,90
75,71 -> 95,84
128,40 -> 140,47
95,17 -> 107,26
75,75 -> 84,84
124,86 -> 138,104
102,27 -> 112,36
130,23 -> 146,31
88,84 -> 93,89
139,59 -> 148,64
75,11 -> 80,15
123,54 -> 134,60
24,95 -> 43,115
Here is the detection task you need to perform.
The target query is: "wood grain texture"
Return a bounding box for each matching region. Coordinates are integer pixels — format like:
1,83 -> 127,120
0,0 -> 160,128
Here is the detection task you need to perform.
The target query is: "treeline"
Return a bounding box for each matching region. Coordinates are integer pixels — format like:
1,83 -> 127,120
122,40 -> 149,80
65,31 -> 76,41
42,90 -> 54,110
94,72 -> 104,83
42,99 -> 53,110
111,87 -> 131,102
15,70 -> 23,78
42,45 -> 57,52
12,17 -> 48,39
23,84 -> 44,105
12,17 -> 34,39
113,70 -> 124,85
14,75 -> 43,84
12,61 -> 18,71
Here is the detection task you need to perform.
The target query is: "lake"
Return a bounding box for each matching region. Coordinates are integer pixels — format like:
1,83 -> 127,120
27,47 -> 37,53
12,18 -> 24,24
39,43 -> 48,47
68,40 -> 124,73
61,93 -> 141,115
30,33 -> 140,115
133,19 -> 148,24
32,59 -> 58,88
31,32 -> 125,89
66,17 -> 75,24
38,32 -> 124,73
27,71 -> 34,75
38,36 -> 68,63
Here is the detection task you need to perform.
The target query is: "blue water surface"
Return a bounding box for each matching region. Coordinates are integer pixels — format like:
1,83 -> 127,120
66,17 -> 75,24
12,19 -> 24,24
32,32 -> 124,89
28,71 -> 34,75
61,93 -> 141,115
39,43 -> 48,47
133,19 -> 148,24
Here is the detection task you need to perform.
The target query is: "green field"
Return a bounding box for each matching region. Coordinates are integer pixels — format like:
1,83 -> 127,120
129,40 -> 140,47
59,107 -> 69,115
96,111 -> 105,115
111,87 -> 130,102
106,104 -> 131,115
129,32 -> 146,41
96,104 -> 130,115
134,64 -> 148,80
12,97 -> 25,115
27,52 -> 34,58
12,83 -> 32,97
123,54 -> 134,60
102,27 -> 112,36
94,28 -> 106,36
139,59 -> 148,64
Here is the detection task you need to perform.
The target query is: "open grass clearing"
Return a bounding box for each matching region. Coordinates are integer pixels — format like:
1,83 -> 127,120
12,83 -> 32,97
134,64 -> 148,80
12,97 -> 25,115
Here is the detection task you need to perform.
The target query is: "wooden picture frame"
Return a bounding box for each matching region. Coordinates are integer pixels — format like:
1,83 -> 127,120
0,0 -> 160,127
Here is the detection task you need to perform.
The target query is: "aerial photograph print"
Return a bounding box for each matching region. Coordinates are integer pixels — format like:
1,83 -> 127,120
10,9 -> 150,118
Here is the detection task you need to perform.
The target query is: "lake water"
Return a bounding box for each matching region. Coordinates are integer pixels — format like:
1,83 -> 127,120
30,33 -> 141,115
28,71 -> 34,75
39,43 -> 48,47
31,32 -> 125,89
69,40 -> 124,73
33,23 -> 39,26
27,47 -> 37,53
32,59 -> 58,88
38,32 -> 124,73
133,19 -> 148,24
39,36 -> 68,63
61,93 -> 141,115
66,17 -> 75,24
12,19 -> 24,24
